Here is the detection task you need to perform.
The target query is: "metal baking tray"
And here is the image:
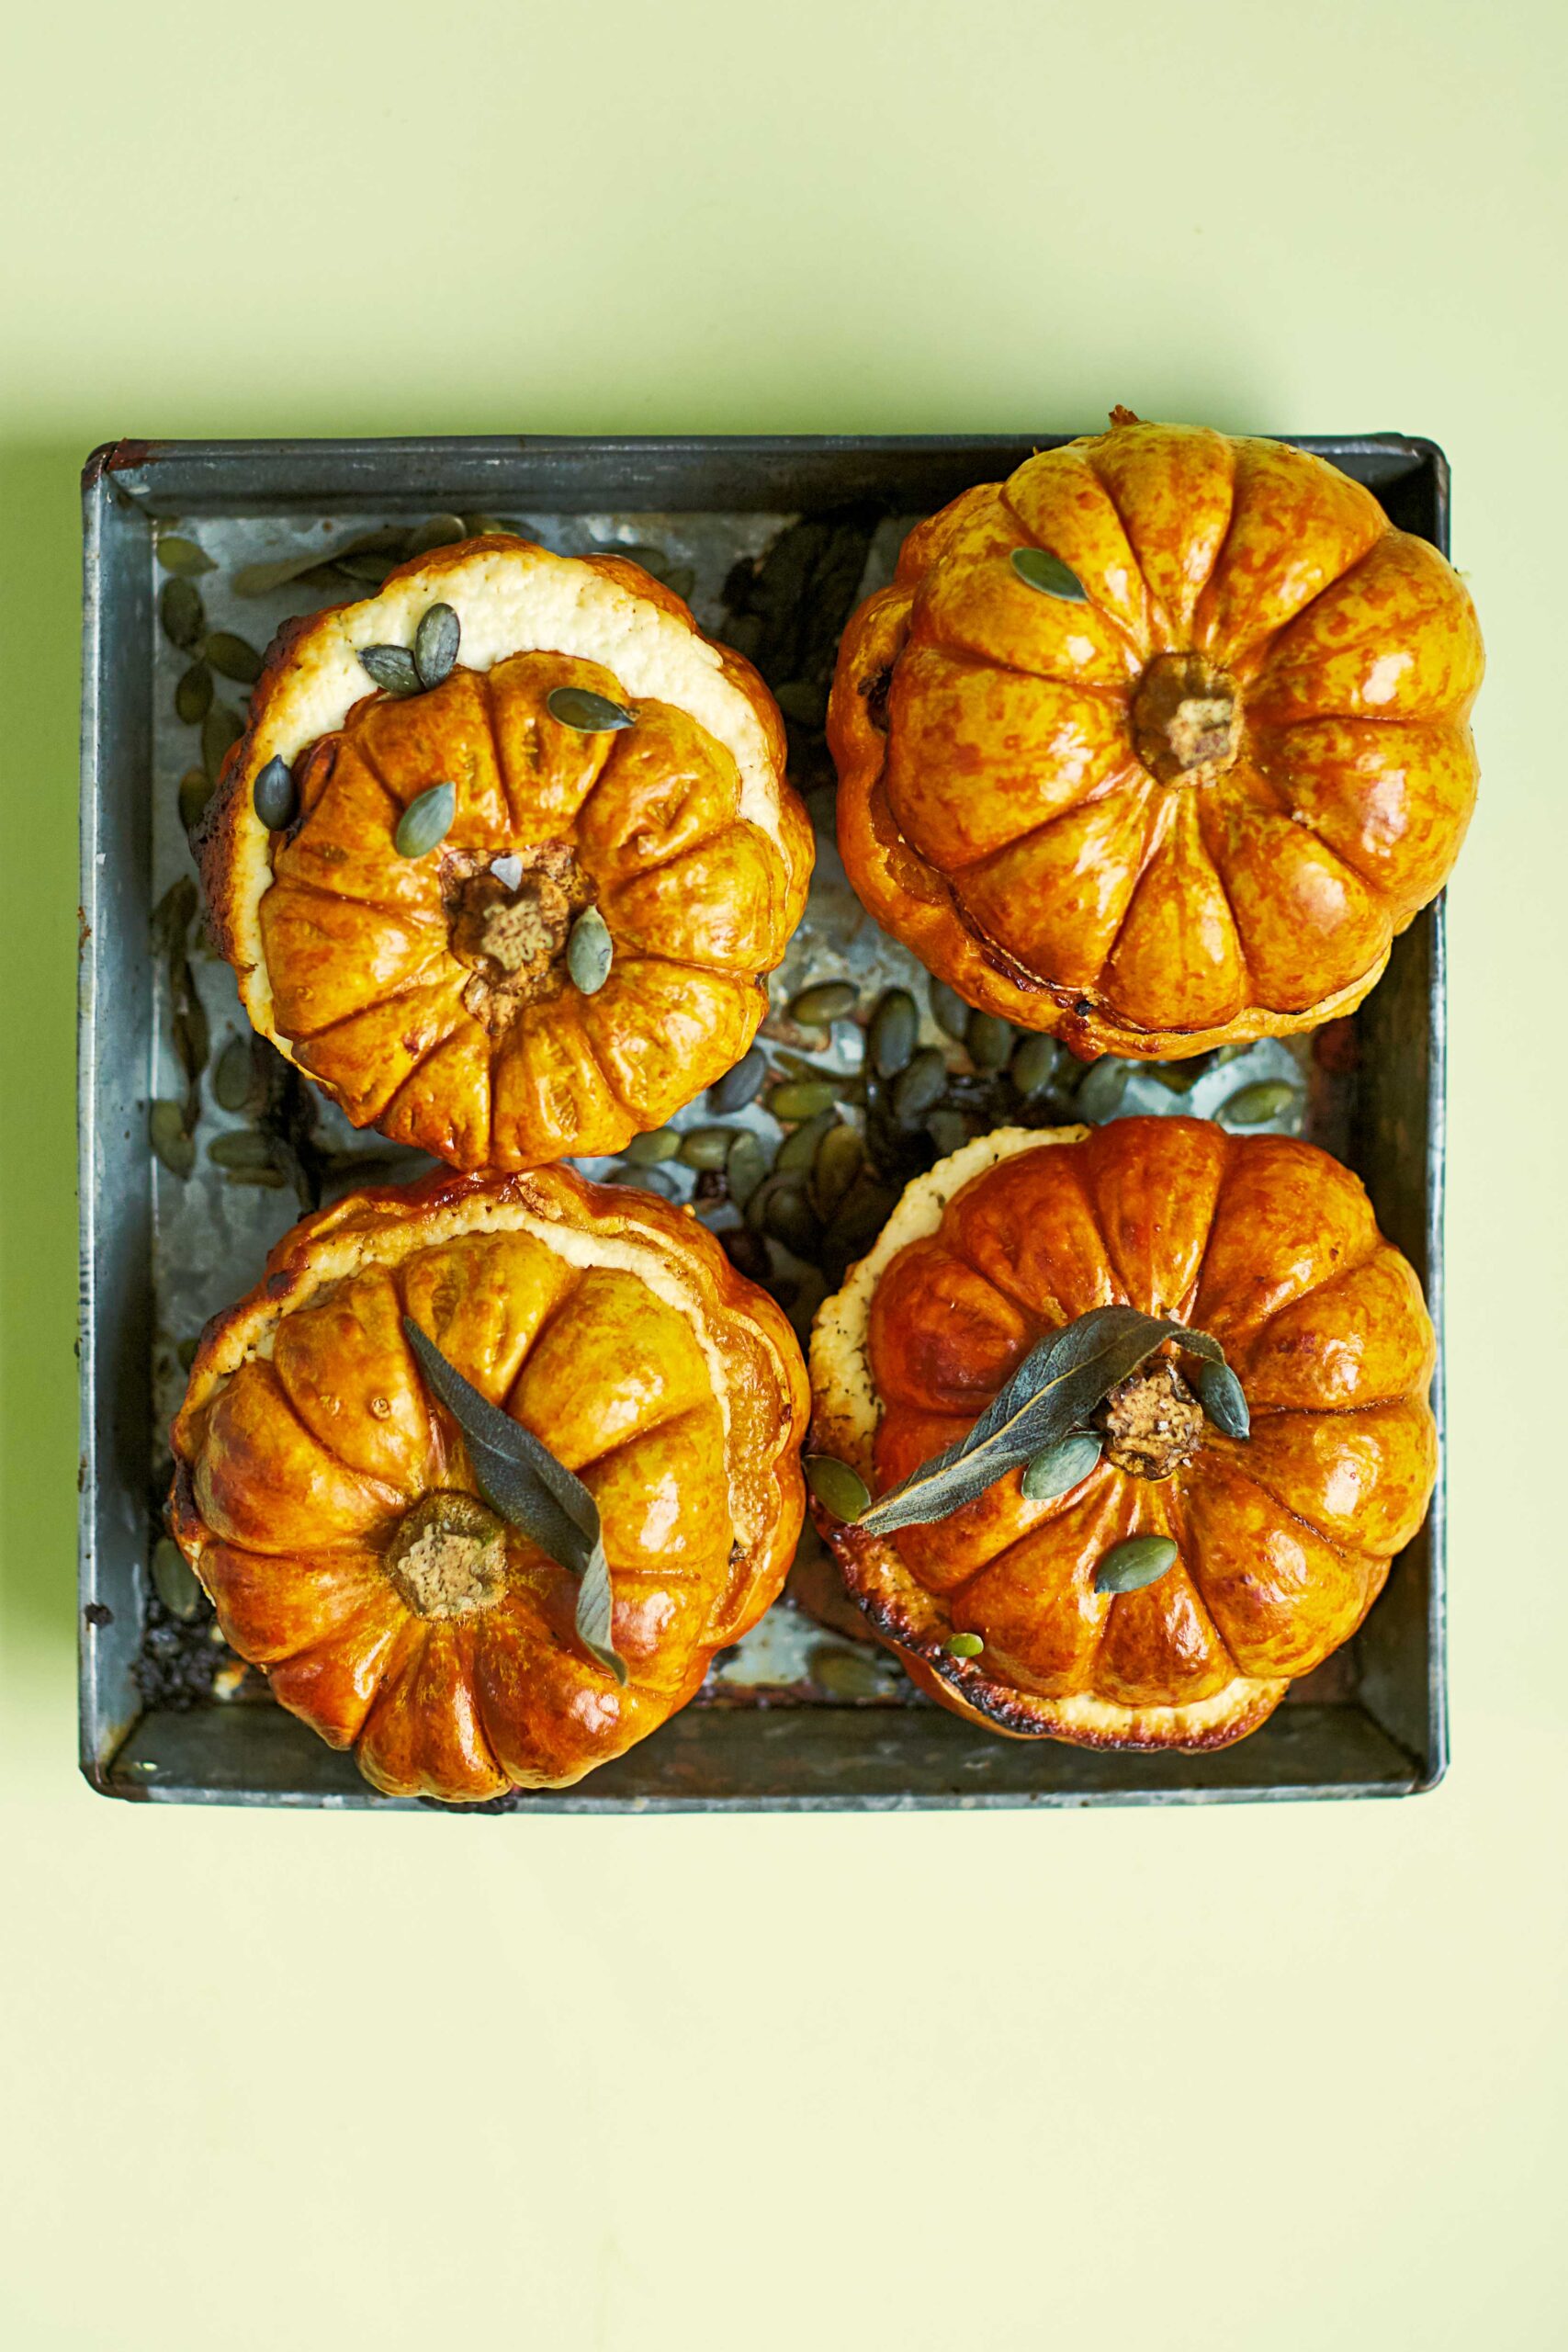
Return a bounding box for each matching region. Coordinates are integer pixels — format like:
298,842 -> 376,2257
79,432 -> 1449,1809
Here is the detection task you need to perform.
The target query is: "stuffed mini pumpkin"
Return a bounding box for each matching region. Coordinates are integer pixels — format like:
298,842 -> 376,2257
829,413 -> 1483,1058
199,537 -> 813,1167
808,1116 -> 1436,1751
167,1165 -> 809,1799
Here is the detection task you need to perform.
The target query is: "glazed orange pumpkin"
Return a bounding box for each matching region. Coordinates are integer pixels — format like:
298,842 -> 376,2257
829,414 -> 1483,1058
200,537 -> 813,1167
808,1117 -> 1437,1750
167,1165 -> 809,1799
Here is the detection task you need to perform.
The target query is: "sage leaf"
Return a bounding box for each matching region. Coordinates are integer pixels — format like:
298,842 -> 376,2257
1197,1357 -> 1251,1439
394,781 -> 456,859
566,904 -> 613,994
546,685 -> 637,732
1011,546 -> 1089,602
155,535 -> 215,578
858,1305 -> 1247,1536
360,643 -> 422,696
400,1318 -> 626,1683
413,601 -> 460,690
1095,1534 -> 1178,1595
1021,1430 -> 1103,1503
253,755 -> 298,831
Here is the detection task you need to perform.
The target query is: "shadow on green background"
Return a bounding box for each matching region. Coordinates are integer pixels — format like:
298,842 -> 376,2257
0,436 -> 85,1658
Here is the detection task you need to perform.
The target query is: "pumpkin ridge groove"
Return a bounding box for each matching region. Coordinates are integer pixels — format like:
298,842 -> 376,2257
1080,447 -> 1177,648
1190,799 -> 1257,990
917,630 -> 1134,705
1198,1437 -> 1402,1560
1085,782 -> 1180,992
997,481 -> 1149,662
376,1008 -> 481,1135
933,763 -> 1151,878
289,968 -> 466,1056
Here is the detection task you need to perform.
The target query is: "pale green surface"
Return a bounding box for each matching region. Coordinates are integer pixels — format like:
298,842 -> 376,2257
2,1 -> 1564,2344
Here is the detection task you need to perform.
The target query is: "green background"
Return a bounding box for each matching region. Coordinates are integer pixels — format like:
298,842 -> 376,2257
3,2 -> 1563,2344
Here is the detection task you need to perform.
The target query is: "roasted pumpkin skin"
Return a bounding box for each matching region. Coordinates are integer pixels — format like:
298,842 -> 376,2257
808,1117 -> 1437,1751
829,417 -> 1483,1059
200,537 -> 814,1168
168,1165 -> 809,1800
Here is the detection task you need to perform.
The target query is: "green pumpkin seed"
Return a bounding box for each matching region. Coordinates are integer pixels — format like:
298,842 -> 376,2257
1011,546 -> 1089,602
789,979 -> 858,1027
625,1127 -> 682,1166
567,904 -> 614,994
812,1121 -> 863,1219
926,1108 -> 967,1158
805,1454 -> 870,1522
208,1128 -> 279,1173
892,1047 -> 948,1123
809,1645 -> 886,1699
1197,1358 -> 1251,1440
930,979 -> 972,1041
335,551 -> 404,586
761,1180 -> 822,1255
152,1537 -> 205,1622
466,514 -> 525,539
405,514 -> 467,557
253,755 -> 298,831
159,577 -> 205,650
966,1011 -> 1014,1070
1021,1430 -> 1103,1503
413,601 -> 460,690
155,535 -> 215,578
945,1631 -> 984,1658
394,781 -> 457,859
1220,1079 -> 1301,1128
204,631 -> 264,685
231,552 -> 336,597
726,1129 -> 770,1208
708,1047 -> 766,1114
1095,1534 -> 1179,1595
547,685 -> 637,732
868,987 -> 919,1078
360,644 -> 422,696
178,767 -> 216,836
777,1107 -> 837,1174
202,702 -> 244,786
1075,1057 -> 1131,1122
823,1175 -> 898,1265
213,1035 -> 259,1114
175,663 -> 213,725
221,1164 -> 289,1190
767,1079 -> 838,1122
678,1125 -> 737,1171
1011,1034 -> 1060,1098
150,1100 -> 194,1179
774,680 -> 829,729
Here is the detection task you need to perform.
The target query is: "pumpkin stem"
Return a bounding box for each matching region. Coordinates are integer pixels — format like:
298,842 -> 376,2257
1132,652 -> 1239,788
1093,1360 -> 1205,1480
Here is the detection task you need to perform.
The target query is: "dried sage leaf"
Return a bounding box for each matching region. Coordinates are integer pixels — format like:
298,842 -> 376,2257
155,535 -> 215,578
547,685 -> 637,733
1011,547 -> 1089,602
413,601 -> 460,691
203,631 -> 264,685
566,904 -> 614,994
1095,1535 -> 1178,1595
360,643 -> 422,696
394,781 -> 456,859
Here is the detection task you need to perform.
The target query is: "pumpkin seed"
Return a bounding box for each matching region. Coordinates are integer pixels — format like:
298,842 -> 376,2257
927,1108 -> 967,1158
150,1100 -> 194,1179
405,514 -> 467,557
1011,546 -> 1089,602
679,1124 -> 737,1171
178,767 -> 216,835
547,685 -> 637,732
213,1035 -> 259,1114
231,553 -> 331,596
336,551 -> 404,586
726,1128 -> 770,1208
155,535 -> 214,577
721,1224 -> 771,1281
966,1011 -> 1014,1070
360,644 -> 422,696
708,1046 -> 766,1114
394,781 -> 457,859
1220,1079 -> 1301,1127
209,1128 -> 279,1173
774,680 -> 829,729
761,1181 -> 822,1256
202,703 -> 244,786
159,576 -> 205,650
1011,1033 -> 1060,1098
566,904 -> 614,994
253,755 -> 298,831
892,1047 -> 948,1123
931,979 -> 972,1041
466,514 -> 525,539
204,631 -> 264,685
777,1107 -> 837,1174
767,1079 -> 838,1122
822,1174 -> 898,1265
868,987 -> 919,1078
625,1127 -> 682,1166
1197,1358 -> 1251,1440
152,1537 -> 204,1622
805,1455 -> 870,1522
413,601 -> 460,690
221,1164 -> 289,1190
812,1121 -> 863,1218
945,1631 -> 984,1658
175,662 -> 212,725
789,979 -> 858,1027
1094,1534 -> 1179,1595
809,1645 -> 886,1700
1075,1057 -> 1131,1122
1021,1430 -> 1103,1503
621,1167 -> 679,1200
